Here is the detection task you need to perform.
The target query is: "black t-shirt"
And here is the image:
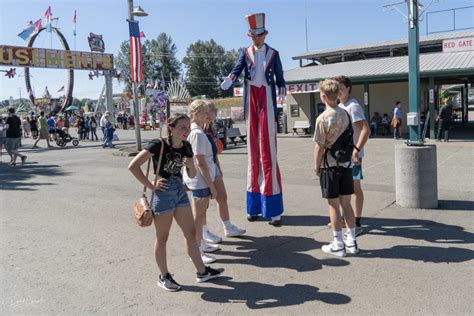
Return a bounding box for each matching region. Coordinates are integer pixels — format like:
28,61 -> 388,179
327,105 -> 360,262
30,118 -> 38,130
145,138 -> 193,178
6,115 -> 22,138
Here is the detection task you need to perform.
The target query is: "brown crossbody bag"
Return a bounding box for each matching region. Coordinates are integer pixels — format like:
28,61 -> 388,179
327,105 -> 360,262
134,139 -> 164,227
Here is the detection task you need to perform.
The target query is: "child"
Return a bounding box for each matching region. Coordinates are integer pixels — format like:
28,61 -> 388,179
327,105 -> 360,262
183,100 -> 220,264
313,79 -> 359,257
201,101 -> 246,244
128,113 -> 223,292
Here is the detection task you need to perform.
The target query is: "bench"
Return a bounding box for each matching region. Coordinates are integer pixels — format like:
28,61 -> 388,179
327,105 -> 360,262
293,121 -> 311,135
226,127 -> 247,146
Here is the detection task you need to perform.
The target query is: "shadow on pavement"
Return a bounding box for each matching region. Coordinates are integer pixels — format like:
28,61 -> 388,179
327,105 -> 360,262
363,217 -> 474,244
438,200 -> 474,211
359,245 -> 474,263
184,277 -> 351,308
217,235 -> 349,272
0,162 -> 69,191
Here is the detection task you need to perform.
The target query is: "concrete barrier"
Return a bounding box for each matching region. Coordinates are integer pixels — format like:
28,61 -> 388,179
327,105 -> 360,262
395,144 -> 438,208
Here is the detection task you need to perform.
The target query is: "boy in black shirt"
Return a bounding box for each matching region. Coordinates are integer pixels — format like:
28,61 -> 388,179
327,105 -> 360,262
5,108 -> 27,166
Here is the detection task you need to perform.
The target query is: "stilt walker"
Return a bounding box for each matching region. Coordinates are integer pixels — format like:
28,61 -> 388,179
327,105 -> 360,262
221,13 -> 286,227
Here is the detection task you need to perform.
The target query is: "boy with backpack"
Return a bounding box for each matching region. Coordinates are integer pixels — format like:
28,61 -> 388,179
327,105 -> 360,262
313,79 -> 359,257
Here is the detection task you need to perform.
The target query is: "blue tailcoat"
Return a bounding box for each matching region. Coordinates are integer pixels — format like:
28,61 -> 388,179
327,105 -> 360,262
229,44 -> 286,121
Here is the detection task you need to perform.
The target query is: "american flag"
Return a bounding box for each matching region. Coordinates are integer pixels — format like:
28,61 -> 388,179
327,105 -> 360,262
128,20 -> 142,83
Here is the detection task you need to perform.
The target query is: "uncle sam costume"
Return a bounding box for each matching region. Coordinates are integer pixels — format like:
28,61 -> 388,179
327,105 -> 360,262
221,13 -> 286,225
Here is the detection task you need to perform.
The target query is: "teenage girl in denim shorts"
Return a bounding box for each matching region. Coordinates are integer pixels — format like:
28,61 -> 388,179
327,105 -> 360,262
128,113 -> 222,292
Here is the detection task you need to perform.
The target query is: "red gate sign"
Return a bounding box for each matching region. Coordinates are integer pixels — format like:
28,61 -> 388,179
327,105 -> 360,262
442,37 -> 474,53
0,45 -> 113,70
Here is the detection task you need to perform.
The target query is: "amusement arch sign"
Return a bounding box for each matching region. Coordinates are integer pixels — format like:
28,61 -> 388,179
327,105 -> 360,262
1,26 -> 113,111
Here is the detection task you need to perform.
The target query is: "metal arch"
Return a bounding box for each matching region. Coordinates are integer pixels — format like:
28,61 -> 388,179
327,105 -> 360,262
24,27 -> 74,112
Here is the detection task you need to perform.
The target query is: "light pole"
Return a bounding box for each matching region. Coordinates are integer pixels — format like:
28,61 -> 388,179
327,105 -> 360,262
127,0 -> 148,151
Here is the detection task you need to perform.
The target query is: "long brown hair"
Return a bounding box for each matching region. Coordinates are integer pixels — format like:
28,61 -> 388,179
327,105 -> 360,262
166,113 -> 190,159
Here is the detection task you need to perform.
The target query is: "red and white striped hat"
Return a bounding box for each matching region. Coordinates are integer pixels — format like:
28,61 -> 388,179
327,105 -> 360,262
245,13 -> 268,37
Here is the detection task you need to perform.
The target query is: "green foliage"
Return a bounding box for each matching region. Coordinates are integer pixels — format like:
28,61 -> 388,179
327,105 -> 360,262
115,33 -> 181,94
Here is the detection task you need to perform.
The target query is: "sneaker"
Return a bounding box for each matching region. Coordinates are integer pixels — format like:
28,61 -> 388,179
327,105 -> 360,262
157,273 -> 181,292
201,253 -> 216,264
344,239 -> 360,254
203,229 -> 222,244
201,241 -> 221,253
196,266 -> 223,283
224,224 -> 246,237
321,241 -> 346,257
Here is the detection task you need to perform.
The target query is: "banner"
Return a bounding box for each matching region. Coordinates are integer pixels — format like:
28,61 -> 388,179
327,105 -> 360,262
0,45 -> 113,71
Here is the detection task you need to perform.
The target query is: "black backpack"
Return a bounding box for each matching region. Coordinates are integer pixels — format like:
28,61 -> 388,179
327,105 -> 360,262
325,111 -> 359,165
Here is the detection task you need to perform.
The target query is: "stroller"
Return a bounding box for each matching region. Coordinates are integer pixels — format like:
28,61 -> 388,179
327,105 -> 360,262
56,128 -> 79,147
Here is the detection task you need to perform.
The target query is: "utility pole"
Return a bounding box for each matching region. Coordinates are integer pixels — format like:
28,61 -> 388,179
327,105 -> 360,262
128,0 -> 142,151
407,0 -> 420,143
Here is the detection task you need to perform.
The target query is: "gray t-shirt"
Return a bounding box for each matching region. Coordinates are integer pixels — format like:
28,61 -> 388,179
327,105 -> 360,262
339,97 -> 366,158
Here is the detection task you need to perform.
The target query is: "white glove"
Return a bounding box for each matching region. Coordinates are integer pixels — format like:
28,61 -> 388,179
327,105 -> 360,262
220,77 -> 233,90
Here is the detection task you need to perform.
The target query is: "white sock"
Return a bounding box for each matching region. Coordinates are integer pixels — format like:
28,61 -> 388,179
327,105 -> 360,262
272,215 -> 281,221
332,230 -> 343,244
203,225 -> 209,232
222,220 -> 232,229
346,227 -> 356,241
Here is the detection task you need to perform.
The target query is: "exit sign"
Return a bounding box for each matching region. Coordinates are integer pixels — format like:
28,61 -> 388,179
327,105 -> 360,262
442,37 -> 474,53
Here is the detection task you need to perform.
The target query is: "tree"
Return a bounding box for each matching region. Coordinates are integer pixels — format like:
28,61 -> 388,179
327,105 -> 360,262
144,33 -> 181,84
115,33 -> 181,94
183,39 -> 228,98
218,48 -> 242,98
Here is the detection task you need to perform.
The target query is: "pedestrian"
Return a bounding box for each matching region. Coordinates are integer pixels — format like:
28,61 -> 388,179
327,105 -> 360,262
437,98 -> 453,142
90,116 -> 99,141
29,115 -> 38,139
392,101 -> 403,139
21,116 -> 31,138
183,100 -> 219,264
0,117 -> 7,161
151,114 -> 157,131
63,113 -> 70,134
220,12 -> 286,227
313,79 -> 359,257
77,116 -> 85,140
122,113 -> 128,130
4,108 -> 27,166
128,112 -> 223,292
33,111 -> 53,148
335,75 -> 370,236
102,112 -> 114,148
201,101 -> 246,245
56,115 -> 65,131
47,114 -> 57,141
100,111 -> 108,140
84,116 -> 91,140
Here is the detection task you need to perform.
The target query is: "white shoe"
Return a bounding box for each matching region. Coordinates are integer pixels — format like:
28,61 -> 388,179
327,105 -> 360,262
201,241 -> 220,253
321,241 -> 346,257
224,224 -> 246,237
203,229 -> 222,244
344,239 -> 360,254
201,253 -> 216,264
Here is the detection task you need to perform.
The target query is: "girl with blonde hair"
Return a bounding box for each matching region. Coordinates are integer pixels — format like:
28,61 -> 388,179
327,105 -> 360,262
201,101 -> 246,244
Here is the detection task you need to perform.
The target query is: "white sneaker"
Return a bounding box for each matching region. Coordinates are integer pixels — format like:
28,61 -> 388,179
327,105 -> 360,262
203,229 -> 222,244
344,239 -> 360,254
224,224 -> 246,237
201,241 -> 221,253
201,253 -> 216,264
321,241 -> 346,257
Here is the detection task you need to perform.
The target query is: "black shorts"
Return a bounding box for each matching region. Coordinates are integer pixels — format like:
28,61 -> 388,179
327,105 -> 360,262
320,167 -> 354,199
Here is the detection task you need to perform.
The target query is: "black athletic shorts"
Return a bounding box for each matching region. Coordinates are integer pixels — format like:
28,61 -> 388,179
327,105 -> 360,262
320,167 -> 354,199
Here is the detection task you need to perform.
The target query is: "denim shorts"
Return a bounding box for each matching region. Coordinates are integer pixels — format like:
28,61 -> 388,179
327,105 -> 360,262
190,187 -> 212,198
151,176 -> 190,215
352,164 -> 364,180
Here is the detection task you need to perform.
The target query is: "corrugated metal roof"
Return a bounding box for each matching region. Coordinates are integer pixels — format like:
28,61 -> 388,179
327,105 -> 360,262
285,51 -> 474,83
293,31 -> 474,60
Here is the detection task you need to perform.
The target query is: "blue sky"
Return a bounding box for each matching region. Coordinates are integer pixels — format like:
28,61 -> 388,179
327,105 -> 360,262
1,0 -> 473,101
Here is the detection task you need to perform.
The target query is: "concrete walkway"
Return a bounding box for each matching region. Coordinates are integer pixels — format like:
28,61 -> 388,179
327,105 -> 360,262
1,130 -> 473,314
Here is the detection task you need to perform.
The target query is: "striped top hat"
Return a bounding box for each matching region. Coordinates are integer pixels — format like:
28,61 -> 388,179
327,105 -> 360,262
246,13 -> 268,37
